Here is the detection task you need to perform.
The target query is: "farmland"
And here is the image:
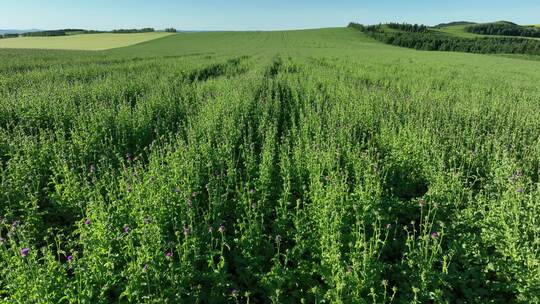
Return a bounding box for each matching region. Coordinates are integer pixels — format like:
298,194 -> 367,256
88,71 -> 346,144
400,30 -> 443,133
0,27 -> 539,303
0,32 -> 172,50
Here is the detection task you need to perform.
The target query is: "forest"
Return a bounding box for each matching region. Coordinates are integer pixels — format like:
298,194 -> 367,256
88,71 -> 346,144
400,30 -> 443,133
465,21 -> 540,38
111,28 -> 155,33
349,22 -> 540,55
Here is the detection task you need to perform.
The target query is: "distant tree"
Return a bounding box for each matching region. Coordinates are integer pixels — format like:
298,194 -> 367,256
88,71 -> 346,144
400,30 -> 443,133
112,28 -> 155,34
165,28 -> 177,33
348,23 -> 365,32
386,23 -> 429,33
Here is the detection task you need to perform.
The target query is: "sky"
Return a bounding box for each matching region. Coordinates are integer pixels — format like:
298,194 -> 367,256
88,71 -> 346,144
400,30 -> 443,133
1,0 -> 539,31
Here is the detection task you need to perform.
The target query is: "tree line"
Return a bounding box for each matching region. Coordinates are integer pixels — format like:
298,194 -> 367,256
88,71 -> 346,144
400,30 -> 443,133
349,22 -> 540,55
0,34 -> 20,39
386,23 -> 429,33
21,29 -> 105,37
6,28 -> 174,38
465,22 -> 540,38
111,28 -> 155,34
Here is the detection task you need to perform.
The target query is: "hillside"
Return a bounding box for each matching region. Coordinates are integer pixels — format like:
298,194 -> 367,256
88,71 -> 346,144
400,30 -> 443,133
0,28 -> 539,303
432,21 -> 476,28
432,23 -> 485,38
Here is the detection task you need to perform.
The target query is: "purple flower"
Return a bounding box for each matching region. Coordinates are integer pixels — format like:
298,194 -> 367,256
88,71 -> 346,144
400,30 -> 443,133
275,235 -> 282,243
165,251 -> 173,258
89,164 -> 96,173
20,248 -> 30,257
143,264 -> 149,272
123,226 -> 130,234
218,224 -> 226,233
183,226 -> 191,236
67,255 -> 73,262
12,220 -> 20,228
231,289 -> 239,297
84,218 -> 91,226
431,232 -> 440,239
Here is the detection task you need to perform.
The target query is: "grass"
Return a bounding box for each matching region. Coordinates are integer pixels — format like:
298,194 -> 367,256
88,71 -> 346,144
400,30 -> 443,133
0,32 -> 173,50
431,24 -> 484,38
0,27 -> 539,303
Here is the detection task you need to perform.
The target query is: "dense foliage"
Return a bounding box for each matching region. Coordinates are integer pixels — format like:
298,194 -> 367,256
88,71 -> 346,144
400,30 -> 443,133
0,28 -> 539,303
0,33 -> 19,39
386,23 -> 429,33
465,21 -> 540,38
112,28 -> 155,34
350,22 -> 540,55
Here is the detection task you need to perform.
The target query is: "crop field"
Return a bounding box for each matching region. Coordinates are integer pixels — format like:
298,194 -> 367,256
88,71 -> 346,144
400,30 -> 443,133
0,27 -> 539,303
0,32 -> 172,50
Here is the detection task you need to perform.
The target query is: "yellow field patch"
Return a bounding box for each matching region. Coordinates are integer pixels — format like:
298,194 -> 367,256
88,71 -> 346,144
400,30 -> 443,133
0,32 -> 173,50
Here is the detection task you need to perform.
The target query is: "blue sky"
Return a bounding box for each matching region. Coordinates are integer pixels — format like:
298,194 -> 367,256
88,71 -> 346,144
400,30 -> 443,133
1,0 -> 539,30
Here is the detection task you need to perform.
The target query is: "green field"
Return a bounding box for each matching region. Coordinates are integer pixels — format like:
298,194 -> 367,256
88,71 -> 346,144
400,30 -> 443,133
1,28 -> 539,303
432,24 -> 484,37
0,32 -> 172,50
